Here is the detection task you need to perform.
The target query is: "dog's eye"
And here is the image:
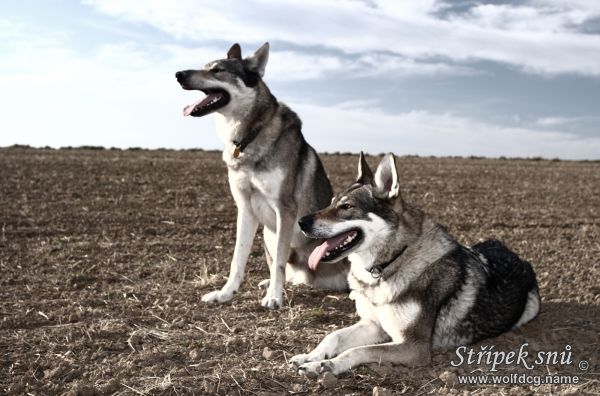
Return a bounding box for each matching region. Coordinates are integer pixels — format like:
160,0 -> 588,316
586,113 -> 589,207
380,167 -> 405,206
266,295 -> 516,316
339,203 -> 353,210
211,67 -> 225,73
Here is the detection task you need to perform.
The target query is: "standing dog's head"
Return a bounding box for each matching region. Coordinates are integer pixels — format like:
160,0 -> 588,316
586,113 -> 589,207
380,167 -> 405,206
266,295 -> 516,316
175,43 -> 269,117
300,152 -> 418,271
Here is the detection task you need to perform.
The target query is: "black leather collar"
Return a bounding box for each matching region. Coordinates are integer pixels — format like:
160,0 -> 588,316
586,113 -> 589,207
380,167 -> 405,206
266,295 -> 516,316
368,245 -> 408,279
232,127 -> 261,158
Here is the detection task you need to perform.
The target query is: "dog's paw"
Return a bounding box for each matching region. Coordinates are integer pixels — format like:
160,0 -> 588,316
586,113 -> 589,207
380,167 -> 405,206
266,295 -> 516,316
261,294 -> 282,309
260,286 -> 282,309
297,361 -> 324,379
289,353 -> 309,367
319,359 -> 336,373
321,359 -> 349,375
201,290 -> 234,304
257,279 -> 270,289
297,359 -> 346,378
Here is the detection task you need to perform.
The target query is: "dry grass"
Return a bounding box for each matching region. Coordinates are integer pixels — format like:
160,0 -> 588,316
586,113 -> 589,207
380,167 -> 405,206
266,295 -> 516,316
0,147 -> 598,395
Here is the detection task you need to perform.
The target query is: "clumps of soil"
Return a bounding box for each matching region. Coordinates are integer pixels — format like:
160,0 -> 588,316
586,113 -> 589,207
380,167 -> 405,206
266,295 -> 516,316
1,147 -> 598,395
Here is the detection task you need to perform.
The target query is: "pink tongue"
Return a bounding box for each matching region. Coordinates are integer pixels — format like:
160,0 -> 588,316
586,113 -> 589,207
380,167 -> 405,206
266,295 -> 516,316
182,93 -> 219,116
183,99 -> 204,116
308,232 -> 352,271
308,242 -> 330,271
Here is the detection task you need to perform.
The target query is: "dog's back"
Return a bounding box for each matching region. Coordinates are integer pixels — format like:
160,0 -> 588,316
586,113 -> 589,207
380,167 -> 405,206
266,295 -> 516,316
471,240 -> 540,330
433,239 -> 539,347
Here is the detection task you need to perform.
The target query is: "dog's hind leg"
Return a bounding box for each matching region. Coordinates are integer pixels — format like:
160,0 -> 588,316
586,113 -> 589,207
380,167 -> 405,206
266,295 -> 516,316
258,227 -> 274,290
263,226 -> 316,288
261,210 -> 295,309
202,205 -> 258,304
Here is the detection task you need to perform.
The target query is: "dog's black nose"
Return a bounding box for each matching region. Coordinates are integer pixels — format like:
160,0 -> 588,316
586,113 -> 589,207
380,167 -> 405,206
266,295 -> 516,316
175,71 -> 185,81
298,216 -> 314,232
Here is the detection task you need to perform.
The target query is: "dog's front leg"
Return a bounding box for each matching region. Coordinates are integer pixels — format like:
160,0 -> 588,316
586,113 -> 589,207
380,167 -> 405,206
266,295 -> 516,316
290,320 -> 388,373
202,204 -> 258,304
261,210 -> 294,309
300,340 -> 431,377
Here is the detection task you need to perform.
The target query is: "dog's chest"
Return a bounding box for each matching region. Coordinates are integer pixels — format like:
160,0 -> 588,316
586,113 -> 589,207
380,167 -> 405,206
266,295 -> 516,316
350,290 -> 421,343
348,261 -> 409,305
230,167 -> 284,197
228,167 -> 286,224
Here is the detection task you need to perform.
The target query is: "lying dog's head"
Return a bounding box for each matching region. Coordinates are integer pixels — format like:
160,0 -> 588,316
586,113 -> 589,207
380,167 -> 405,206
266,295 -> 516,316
300,152 -> 412,270
175,43 -> 269,117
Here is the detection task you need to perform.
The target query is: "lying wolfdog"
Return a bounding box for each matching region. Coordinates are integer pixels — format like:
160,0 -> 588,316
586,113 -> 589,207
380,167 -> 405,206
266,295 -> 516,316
291,153 -> 540,376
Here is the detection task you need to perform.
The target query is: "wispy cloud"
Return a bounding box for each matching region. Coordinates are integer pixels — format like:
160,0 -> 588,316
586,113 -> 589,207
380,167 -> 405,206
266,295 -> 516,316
535,116 -> 575,126
1,3 -> 598,159
2,23 -> 595,159
84,0 -> 600,76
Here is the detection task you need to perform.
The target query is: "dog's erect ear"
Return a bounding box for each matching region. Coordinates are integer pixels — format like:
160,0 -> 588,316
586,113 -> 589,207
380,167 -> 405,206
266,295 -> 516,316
227,43 -> 242,60
373,153 -> 400,200
356,151 -> 374,185
244,42 -> 269,77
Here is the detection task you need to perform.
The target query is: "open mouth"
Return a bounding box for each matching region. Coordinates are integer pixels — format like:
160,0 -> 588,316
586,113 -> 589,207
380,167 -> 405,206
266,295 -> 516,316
308,229 -> 362,270
183,89 -> 230,117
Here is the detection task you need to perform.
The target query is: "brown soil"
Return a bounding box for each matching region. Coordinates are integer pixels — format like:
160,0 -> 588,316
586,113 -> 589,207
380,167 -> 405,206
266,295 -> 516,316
1,147 -> 598,395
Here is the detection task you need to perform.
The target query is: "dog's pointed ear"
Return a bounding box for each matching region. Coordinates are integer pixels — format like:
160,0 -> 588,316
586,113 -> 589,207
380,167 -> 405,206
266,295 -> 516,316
356,151 -> 374,185
373,153 -> 400,200
227,43 -> 242,60
244,42 -> 269,77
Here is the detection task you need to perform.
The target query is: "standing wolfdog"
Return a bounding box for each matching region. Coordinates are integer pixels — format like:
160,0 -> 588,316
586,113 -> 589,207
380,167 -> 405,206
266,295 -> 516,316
176,43 -> 348,309
291,153 -> 540,376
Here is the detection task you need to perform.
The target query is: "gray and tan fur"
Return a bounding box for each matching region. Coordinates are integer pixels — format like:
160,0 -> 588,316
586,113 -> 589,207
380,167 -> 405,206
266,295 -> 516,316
291,153 -> 540,376
176,43 -> 348,309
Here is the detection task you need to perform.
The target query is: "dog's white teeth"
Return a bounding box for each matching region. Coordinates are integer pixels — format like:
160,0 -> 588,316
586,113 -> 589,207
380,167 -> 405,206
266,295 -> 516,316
327,232 -> 359,256
343,234 -> 355,246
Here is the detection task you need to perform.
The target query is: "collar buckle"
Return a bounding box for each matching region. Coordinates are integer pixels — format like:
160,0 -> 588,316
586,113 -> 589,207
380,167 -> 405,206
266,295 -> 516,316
231,127 -> 261,159
369,265 -> 383,279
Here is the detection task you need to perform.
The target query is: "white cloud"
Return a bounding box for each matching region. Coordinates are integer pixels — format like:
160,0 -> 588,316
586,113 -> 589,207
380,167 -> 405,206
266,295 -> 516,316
83,0 -> 600,76
535,116 -> 574,126
2,29 -> 596,159
294,101 -> 600,159
1,12 -> 597,159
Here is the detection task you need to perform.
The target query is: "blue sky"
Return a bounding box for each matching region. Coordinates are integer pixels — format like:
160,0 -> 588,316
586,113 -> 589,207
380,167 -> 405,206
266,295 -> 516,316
1,0 -> 599,159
